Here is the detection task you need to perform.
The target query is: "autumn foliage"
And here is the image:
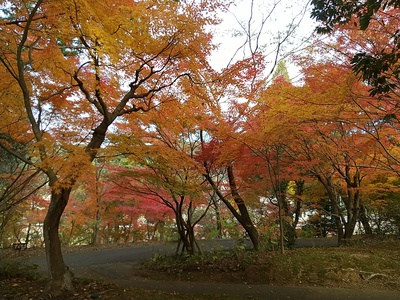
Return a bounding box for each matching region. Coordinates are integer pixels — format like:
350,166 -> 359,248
1,0 -> 400,295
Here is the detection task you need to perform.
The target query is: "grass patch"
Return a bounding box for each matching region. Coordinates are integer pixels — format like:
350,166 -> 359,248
146,248 -> 258,273
0,260 -> 41,280
144,238 -> 400,290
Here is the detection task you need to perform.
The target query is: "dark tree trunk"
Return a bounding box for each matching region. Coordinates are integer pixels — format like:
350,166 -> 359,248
342,173 -> 362,242
200,132 -> 258,250
43,187 -> 74,293
211,195 -> 223,239
315,174 -> 345,246
293,180 -> 304,233
40,118 -> 109,293
335,217 -> 344,246
330,192 -> 345,246
204,168 -> 259,250
215,207 -> 223,239
25,223 -> 31,245
359,205 -> 373,235
227,165 -> 259,250
93,208 -> 101,245
175,202 -> 196,255
278,197 -> 285,254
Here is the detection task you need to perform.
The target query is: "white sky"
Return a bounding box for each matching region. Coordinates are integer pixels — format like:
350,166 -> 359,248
210,0 -> 317,82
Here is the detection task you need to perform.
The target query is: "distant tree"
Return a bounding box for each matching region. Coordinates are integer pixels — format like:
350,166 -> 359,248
272,60 -> 291,82
363,174 -> 400,236
0,142 -> 47,245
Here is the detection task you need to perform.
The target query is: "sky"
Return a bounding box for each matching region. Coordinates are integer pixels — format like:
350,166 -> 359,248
210,0 -> 317,82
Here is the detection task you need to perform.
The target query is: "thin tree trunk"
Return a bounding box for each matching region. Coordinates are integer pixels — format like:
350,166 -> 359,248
293,180 -> 304,234
212,194 -> 223,239
25,223 -> 31,245
315,174 -> 345,246
278,197 -> 285,254
93,208 -> 101,245
215,207 -> 223,239
67,220 -> 75,246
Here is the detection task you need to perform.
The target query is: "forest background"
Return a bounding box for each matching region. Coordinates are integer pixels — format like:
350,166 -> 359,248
0,0 -> 399,294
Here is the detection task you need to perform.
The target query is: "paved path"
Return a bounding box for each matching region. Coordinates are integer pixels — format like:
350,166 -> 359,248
18,240 -> 400,300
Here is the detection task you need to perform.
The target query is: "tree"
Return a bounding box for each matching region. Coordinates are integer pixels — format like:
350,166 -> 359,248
109,138 -> 210,254
311,0 -> 400,95
303,7 -> 400,185
248,55 -> 392,244
235,73 -> 308,252
0,144 -> 47,246
361,173 -> 400,236
0,0 -> 225,293
200,136 -> 261,250
109,88 -> 218,254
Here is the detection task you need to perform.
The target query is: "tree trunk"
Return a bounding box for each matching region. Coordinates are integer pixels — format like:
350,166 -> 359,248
25,223 -> 31,245
331,194 -> 345,246
359,205 -> 373,235
342,188 -> 361,241
204,170 -> 259,250
175,209 -> 194,255
335,216 -> 344,246
93,207 -> 101,245
43,187 -> 74,294
315,174 -> 345,246
292,180 -> 304,234
215,207 -> 223,239
278,197 -> 285,254
212,195 -> 223,239
227,165 -> 259,250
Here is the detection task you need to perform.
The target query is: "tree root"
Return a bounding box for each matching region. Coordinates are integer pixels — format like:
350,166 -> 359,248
359,271 -> 390,281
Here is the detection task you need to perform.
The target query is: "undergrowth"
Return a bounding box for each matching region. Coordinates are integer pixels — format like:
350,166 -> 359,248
0,260 -> 41,280
144,237 -> 400,290
146,248 -> 260,274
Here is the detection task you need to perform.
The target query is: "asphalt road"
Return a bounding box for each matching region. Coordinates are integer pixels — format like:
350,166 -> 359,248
17,239 -> 400,300
27,239 -> 238,270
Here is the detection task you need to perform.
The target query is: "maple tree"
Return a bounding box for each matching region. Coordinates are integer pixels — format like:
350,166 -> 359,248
0,0 -> 226,292
225,70 -> 309,252
310,2 -> 400,202
230,43 -> 397,245
329,21 -> 400,175
362,174 -> 400,235
109,97 -> 212,254
258,59 -> 397,243
1,4 -> 400,295
300,9 -> 400,240
0,146 -> 47,247
311,0 -> 400,95
198,108 -> 262,250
